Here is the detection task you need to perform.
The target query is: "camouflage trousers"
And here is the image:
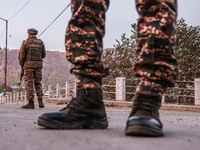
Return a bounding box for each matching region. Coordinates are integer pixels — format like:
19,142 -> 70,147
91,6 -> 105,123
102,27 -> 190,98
24,69 -> 43,101
65,0 -> 179,97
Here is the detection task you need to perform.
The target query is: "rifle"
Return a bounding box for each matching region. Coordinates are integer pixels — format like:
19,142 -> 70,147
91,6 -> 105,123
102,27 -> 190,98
17,68 -> 24,86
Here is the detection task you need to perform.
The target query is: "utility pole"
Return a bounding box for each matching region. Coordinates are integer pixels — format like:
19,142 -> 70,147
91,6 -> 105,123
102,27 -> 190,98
0,17 -> 8,94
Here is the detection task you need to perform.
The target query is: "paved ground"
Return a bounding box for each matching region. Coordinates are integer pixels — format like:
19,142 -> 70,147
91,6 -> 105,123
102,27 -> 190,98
0,104 -> 200,150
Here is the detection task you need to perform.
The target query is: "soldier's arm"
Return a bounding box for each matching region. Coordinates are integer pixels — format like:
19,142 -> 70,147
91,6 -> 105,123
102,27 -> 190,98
18,41 -> 27,67
42,42 -> 46,59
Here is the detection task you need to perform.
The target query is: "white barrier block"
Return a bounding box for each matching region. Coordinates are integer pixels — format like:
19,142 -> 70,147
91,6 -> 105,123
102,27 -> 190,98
116,77 -> 126,101
195,78 -> 200,105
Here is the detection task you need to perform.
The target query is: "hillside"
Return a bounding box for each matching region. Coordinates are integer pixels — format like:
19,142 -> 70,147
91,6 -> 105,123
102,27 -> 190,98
0,50 -> 74,88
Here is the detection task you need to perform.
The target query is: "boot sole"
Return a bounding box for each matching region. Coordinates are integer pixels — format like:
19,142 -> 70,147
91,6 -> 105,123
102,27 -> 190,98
37,117 -> 108,129
21,107 -> 35,109
125,125 -> 163,137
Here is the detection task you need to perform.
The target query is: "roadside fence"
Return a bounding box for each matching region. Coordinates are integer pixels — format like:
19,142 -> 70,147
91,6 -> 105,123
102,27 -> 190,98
1,77 -> 200,105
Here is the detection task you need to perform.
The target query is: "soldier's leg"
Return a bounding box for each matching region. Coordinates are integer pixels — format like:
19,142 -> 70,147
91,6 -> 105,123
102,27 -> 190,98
66,0 -> 109,89
34,69 -> 44,108
38,0 -> 110,129
125,0 -> 178,137
21,69 -> 35,109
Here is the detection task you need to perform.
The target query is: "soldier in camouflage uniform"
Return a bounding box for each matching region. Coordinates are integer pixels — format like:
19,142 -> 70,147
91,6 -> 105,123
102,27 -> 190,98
38,0 -> 178,137
19,28 -> 46,109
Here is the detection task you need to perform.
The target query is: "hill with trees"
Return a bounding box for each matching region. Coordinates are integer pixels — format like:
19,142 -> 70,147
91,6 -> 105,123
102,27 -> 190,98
0,50 -> 74,89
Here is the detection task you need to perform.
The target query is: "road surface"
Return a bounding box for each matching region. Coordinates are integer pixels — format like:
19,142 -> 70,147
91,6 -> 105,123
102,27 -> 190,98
0,104 -> 200,150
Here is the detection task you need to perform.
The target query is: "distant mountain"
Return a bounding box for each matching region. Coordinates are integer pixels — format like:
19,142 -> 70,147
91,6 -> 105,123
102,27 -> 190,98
0,50 -> 74,88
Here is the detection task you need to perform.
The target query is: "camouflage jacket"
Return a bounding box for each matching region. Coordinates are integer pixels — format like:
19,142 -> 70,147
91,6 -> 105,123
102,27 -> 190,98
18,35 -> 46,69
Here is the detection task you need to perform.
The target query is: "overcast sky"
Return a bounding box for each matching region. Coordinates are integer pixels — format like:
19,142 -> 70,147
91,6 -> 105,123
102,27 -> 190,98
0,0 -> 200,52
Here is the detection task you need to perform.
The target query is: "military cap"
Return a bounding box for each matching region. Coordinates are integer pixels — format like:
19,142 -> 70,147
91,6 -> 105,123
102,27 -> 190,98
27,28 -> 38,35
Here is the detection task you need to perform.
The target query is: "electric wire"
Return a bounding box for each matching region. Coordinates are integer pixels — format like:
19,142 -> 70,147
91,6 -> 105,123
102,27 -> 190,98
38,3 -> 71,38
8,0 -> 32,20
0,27 -> 6,39
1,1 -> 70,46
0,0 -> 31,40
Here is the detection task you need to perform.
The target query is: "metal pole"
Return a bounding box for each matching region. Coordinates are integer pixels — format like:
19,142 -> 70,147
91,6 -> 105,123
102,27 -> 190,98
4,20 -> 8,93
0,17 -> 8,94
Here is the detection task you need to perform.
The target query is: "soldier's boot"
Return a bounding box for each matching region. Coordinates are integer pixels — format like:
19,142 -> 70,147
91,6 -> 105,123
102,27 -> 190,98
37,89 -> 108,129
125,94 -> 163,137
21,100 -> 35,109
38,97 -> 45,108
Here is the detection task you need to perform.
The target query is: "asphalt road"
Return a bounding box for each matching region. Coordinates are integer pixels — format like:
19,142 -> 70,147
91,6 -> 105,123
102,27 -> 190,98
0,104 -> 200,150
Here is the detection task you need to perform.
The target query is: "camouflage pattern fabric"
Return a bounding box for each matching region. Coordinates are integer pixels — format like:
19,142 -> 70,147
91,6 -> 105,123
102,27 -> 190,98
19,35 -> 46,69
24,69 -> 43,101
135,0 -> 178,97
65,0 -> 178,97
65,0 -> 109,89
26,38 -> 43,61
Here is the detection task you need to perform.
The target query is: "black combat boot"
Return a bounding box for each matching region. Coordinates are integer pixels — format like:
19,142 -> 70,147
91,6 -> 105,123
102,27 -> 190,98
37,89 -> 108,129
125,94 -> 163,137
21,100 -> 35,109
38,97 -> 45,108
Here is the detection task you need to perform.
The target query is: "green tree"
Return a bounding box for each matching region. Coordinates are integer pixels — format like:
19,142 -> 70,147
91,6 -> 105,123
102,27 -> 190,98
175,18 -> 200,80
103,18 -> 200,103
103,23 -> 137,79
103,18 -> 200,81
102,24 -> 138,101
165,18 -> 200,104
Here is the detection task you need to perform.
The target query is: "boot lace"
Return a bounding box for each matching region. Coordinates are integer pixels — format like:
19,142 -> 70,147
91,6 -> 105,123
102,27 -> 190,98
132,94 -> 161,118
60,90 -> 88,111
